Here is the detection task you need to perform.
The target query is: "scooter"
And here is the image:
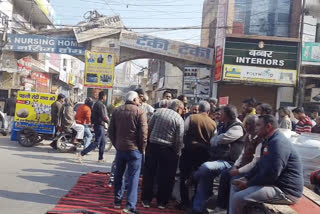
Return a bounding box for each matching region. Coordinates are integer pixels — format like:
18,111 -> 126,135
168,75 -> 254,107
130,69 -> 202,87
54,127 -> 112,153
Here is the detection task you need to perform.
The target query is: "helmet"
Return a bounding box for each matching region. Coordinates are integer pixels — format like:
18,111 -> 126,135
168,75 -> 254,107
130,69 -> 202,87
85,97 -> 94,108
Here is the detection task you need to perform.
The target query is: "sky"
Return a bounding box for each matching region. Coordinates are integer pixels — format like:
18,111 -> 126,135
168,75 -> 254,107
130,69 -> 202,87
51,0 -> 204,71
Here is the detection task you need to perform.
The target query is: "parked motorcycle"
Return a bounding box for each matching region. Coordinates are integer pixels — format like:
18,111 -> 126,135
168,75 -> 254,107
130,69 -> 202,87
54,127 -> 112,153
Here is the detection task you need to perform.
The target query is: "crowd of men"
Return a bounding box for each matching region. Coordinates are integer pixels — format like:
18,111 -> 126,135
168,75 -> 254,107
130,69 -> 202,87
105,90 -> 309,214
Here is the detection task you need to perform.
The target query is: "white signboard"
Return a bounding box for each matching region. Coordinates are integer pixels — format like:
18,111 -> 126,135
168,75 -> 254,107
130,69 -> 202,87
73,16 -> 123,43
183,67 -> 211,98
0,1 -> 12,32
120,31 -> 214,65
223,64 -> 297,86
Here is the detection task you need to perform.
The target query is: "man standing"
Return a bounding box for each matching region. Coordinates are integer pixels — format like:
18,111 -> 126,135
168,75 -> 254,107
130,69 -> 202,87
178,101 -> 216,209
292,107 -> 313,134
154,90 -> 173,109
230,115 -> 303,214
241,98 -> 256,126
108,91 -> 148,214
51,94 -> 65,132
4,92 -> 17,133
135,88 -> 154,120
78,91 -> 109,162
191,105 -> 244,214
141,99 -> 184,209
75,97 -> 93,148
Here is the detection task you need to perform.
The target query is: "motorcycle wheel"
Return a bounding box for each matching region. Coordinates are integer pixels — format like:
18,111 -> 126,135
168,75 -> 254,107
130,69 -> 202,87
18,128 -> 38,147
56,134 -> 77,153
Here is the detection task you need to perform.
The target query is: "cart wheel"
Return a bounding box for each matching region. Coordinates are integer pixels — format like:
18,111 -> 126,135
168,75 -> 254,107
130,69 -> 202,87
18,128 -> 38,147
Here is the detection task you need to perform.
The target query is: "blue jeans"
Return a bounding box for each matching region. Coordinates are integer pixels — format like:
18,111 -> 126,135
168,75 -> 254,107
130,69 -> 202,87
114,150 -> 142,210
81,125 -> 106,160
230,185 -> 297,214
192,160 -> 232,212
84,125 -> 93,149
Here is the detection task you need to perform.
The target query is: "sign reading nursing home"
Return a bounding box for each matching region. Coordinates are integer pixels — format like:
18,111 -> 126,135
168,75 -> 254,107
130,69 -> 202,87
223,38 -> 298,86
73,16 -> 123,43
120,30 -> 214,65
2,34 -> 87,55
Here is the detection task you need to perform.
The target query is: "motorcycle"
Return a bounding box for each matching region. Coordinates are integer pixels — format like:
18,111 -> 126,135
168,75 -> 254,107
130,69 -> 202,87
54,126 -> 112,153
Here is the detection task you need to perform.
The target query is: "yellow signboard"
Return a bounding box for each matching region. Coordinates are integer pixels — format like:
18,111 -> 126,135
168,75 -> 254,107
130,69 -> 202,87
84,51 -> 115,88
15,91 -> 57,125
223,64 -> 297,86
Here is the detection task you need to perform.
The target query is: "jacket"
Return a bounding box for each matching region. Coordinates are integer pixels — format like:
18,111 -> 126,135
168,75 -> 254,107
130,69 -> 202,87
51,101 -> 63,127
61,105 -> 75,129
279,116 -> 292,130
184,112 -> 217,149
108,102 -> 148,152
4,97 -> 16,116
92,100 -> 109,126
210,120 -> 245,162
246,130 -> 304,199
76,104 -> 91,125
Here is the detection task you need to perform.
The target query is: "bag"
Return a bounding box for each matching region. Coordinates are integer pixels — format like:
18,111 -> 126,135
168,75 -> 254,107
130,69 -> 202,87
310,169 -> 320,185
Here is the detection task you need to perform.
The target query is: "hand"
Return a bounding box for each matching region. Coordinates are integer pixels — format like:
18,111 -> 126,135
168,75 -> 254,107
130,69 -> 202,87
232,178 -> 248,190
229,168 -> 240,177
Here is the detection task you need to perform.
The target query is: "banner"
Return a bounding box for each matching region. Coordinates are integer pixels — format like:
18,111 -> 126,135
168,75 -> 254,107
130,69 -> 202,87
84,51 -> 115,88
120,30 -> 214,65
302,42 -> 320,63
14,91 -> 57,134
223,64 -> 297,86
73,16 -> 123,43
2,34 -> 87,55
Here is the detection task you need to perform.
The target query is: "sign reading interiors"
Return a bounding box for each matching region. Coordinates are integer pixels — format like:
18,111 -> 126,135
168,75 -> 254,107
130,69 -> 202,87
222,38 -> 298,86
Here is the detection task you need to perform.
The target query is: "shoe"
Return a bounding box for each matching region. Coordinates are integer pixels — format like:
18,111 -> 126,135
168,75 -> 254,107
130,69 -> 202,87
114,199 -> 122,209
122,208 -> 141,214
158,203 -> 166,209
175,202 -> 189,210
212,207 -> 227,214
141,200 -> 150,208
76,153 -> 83,163
98,159 -> 105,163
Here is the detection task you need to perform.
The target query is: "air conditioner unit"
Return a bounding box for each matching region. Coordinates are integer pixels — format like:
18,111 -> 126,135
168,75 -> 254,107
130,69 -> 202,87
311,88 -> 320,102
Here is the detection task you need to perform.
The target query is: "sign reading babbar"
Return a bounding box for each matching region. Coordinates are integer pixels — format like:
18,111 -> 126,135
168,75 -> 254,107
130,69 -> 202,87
74,16 -> 123,43
223,64 -> 297,86
120,30 -> 214,65
84,51 -> 115,89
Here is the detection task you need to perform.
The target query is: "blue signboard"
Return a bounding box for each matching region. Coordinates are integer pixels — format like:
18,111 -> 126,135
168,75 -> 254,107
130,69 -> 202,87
2,34 -> 87,55
11,121 -> 55,141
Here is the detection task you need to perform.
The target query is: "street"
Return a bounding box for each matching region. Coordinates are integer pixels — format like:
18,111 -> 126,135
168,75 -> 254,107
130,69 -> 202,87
0,136 -> 115,214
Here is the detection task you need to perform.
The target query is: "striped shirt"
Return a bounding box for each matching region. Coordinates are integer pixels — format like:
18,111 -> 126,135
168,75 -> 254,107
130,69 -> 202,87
295,116 -> 312,134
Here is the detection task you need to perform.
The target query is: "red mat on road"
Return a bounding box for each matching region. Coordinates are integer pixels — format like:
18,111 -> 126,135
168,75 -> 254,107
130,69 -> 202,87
47,172 -> 184,214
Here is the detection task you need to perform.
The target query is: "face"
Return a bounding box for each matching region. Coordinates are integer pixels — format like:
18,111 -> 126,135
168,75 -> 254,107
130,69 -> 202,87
133,97 -> 140,105
293,112 -> 299,120
245,120 -> 256,135
256,118 -> 269,138
192,105 -> 199,114
311,112 -> 319,119
102,95 -> 107,102
139,95 -> 144,104
241,103 -> 247,114
60,97 -> 65,103
164,93 -> 172,100
220,109 -> 227,122
278,109 -> 285,117
256,105 -> 262,115
183,97 -> 188,105
177,105 -> 184,115
214,112 -> 222,122
316,118 -> 320,125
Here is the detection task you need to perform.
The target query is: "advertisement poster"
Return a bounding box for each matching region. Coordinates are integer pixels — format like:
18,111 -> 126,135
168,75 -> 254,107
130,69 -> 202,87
302,42 -> 320,63
13,91 -> 57,134
223,64 -> 297,86
84,51 -> 115,88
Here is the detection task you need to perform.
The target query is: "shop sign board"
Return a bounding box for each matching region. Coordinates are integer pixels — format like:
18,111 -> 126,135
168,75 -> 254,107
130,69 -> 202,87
120,30 -> 214,65
219,96 -> 229,106
13,91 -> 57,135
223,38 -> 298,86
214,0 -> 228,81
17,56 -> 32,73
73,16 -> 123,43
2,34 -> 87,56
183,66 -> 211,98
302,42 -> 320,63
223,64 -> 297,85
84,51 -> 115,89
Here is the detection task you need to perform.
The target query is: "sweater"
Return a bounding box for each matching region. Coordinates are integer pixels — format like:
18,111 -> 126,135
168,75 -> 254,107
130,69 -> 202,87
246,130 -> 304,198
75,104 -> 91,125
